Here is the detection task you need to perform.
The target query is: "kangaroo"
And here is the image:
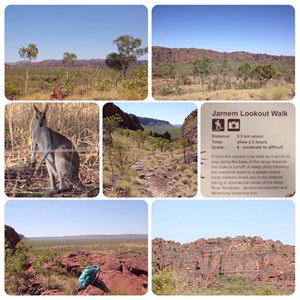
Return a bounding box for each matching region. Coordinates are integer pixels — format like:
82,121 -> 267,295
31,105 -> 86,191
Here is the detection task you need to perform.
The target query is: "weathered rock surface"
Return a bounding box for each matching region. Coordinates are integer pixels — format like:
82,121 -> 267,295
5,225 -> 21,253
103,103 -> 144,131
56,251 -> 148,295
182,109 -> 197,144
153,46 -> 295,64
8,250 -> 148,295
153,236 -> 295,292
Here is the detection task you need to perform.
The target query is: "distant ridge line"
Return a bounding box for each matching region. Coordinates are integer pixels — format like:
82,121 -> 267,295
152,46 -> 294,64
6,59 -> 147,68
28,234 -> 147,241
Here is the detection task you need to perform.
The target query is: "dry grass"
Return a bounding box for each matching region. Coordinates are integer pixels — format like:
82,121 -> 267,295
153,78 -> 294,100
63,275 -> 78,295
153,270 -> 285,295
21,89 -> 143,101
5,103 -> 99,197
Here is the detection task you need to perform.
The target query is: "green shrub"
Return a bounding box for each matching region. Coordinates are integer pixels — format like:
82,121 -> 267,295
158,84 -> 174,96
152,269 -> 176,295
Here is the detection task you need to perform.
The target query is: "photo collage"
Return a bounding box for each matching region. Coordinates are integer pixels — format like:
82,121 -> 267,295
2,2 -> 297,298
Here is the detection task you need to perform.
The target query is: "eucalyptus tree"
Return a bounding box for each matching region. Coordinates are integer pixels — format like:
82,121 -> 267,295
193,57 -> 211,92
105,35 -> 147,88
19,43 -> 38,95
62,52 -> 77,79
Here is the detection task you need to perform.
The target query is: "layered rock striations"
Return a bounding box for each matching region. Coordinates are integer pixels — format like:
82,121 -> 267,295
152,236 -> 295,292
182,109 -> 197,144
153,46 -> 295,64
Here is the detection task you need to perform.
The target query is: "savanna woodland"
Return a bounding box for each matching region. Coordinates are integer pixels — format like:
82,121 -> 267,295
103,104 -> 197,198
5,103 -> 99,197
5,35 -> 148,100
152,47 -> 295,100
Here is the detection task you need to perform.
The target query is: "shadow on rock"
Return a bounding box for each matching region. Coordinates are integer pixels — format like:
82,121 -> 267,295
93,279 -> 110,293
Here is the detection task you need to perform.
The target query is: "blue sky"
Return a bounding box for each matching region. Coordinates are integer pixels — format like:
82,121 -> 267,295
5,5 -> 148,62
153,5 -> 295,56
5,200 -> 148,238
152,200 -> 295,245
114,102 -> 197,125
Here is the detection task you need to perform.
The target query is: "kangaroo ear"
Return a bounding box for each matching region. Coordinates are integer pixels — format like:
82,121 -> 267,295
44,104 -> 49,114
33,105 -> 38,114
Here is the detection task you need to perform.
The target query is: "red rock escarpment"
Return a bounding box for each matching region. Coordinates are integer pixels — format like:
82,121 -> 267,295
153,236 -> 295,292
152,46 -> 295,64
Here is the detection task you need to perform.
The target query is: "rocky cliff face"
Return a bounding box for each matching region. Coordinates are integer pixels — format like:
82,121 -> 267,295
103,103 -> 144,131
152,236 -> 295,292
182,109 -> 197,144
5,225 -> 21,253
152,46 -> 295,64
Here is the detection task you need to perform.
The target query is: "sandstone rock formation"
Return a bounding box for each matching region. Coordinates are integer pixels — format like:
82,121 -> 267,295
152,46 -> 295,64
58,251 -> 147,295
153,236 -> 295,292
103,103 -> 144,131
13,250 -> 148,295
5,225 -> 21,253
182,109 -> 197,144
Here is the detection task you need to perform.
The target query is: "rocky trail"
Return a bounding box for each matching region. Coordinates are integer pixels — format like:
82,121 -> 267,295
131,156 -> 178,198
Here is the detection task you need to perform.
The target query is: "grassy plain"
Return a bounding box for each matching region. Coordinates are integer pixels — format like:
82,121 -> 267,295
29,239 -> 148,257
5,65 -> 148,100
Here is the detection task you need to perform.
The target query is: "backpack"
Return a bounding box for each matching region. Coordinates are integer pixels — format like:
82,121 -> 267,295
78,265 -> 100,289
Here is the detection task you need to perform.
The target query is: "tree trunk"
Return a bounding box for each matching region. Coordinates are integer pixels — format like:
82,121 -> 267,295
25,64 -> 29,96
221,74 -> 224,90
115,74 -> 122,89
198,76 -> 204,92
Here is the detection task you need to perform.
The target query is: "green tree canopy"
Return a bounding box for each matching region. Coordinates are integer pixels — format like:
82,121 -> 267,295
105,35 -> 147,87
236,62 -> 253,88
63,52 -> 77,67
19,43 -> 38,63
193,57 -> 211,91
253,64 -> 276,85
